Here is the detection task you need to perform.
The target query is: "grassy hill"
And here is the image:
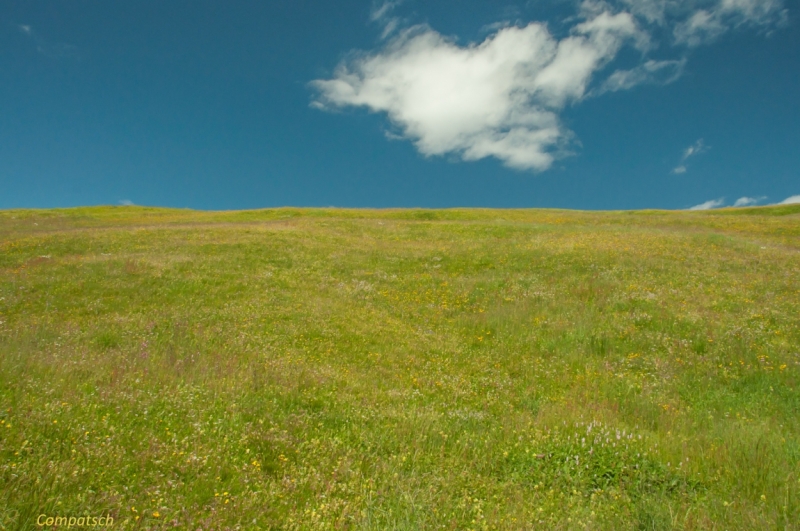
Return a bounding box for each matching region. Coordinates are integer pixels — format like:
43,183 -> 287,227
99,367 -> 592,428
1,205 -> 799,530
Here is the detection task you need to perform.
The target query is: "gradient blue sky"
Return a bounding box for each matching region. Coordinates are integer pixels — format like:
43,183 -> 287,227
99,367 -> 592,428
1,0 -> 798,210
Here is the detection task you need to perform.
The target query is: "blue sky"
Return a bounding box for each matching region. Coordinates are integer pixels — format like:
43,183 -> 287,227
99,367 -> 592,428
1,0 -> 798,210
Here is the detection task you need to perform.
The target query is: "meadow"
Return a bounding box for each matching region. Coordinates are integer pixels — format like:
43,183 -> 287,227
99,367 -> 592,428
1,205 -> 798,530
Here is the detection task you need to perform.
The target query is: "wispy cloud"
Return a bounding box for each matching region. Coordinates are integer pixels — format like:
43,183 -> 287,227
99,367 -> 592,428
674,0 -> 788,47
689,197 -> 725,210
777,194 -> 800,205
682,138 -> 707,160
623,0 -> 787,44
17,24 -> 79,59
119,199 -> 135,206
370,1 -> 405,39
672,138 -> 707,173
596,58 -> 686,95
733,196 -> 766,206
370,0 -> 402,22
313,0 -> 787,171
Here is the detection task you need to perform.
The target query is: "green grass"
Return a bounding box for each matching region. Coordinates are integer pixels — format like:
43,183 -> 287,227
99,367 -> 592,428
1,205 -> 799,530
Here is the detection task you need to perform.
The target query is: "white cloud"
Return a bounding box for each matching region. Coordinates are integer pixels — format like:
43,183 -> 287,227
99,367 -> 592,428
119,199 -> 135,206
19,24 -> 32,35
689,197 -> 725,210
733,196 -> 765,206
777,195 -> 800,205
312,11 -> 645,171
313,0 -> 787,172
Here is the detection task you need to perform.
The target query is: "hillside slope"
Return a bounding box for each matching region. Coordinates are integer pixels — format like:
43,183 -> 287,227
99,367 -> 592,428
1,206 -> 799,530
